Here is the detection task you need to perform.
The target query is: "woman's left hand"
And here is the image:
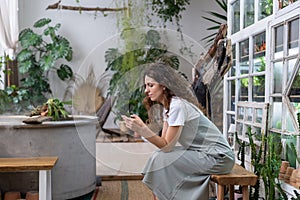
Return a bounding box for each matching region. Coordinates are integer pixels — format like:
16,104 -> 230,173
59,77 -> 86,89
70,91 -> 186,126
121,114 -> 154,138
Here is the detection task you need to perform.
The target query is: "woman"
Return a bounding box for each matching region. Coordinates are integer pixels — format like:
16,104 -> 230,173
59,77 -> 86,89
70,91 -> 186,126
122,63 -> 235,200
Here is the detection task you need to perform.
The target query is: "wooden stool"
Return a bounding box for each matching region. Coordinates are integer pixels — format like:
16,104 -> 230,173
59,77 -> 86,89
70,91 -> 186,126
0,157 -> 58,200
211,164 -> 258,200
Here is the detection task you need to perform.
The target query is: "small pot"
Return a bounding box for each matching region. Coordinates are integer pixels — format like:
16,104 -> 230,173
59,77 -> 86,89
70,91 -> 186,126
4,191 -> 21,200
25,191 -> 38,200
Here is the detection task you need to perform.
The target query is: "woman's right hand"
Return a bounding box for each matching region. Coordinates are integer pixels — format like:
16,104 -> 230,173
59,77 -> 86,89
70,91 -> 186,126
121,115 -> 155,138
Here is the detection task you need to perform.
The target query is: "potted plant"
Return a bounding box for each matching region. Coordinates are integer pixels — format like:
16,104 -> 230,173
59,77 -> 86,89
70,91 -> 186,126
16,18 -> 73,107
235,127 -> 289,199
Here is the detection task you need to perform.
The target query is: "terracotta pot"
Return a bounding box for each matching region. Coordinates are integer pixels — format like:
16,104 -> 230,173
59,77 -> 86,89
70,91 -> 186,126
280,161 -> 290,174
290,169 -> 298,184
25,191 -> 38,200
4,191 -> 21,200
284,167 -> 295,183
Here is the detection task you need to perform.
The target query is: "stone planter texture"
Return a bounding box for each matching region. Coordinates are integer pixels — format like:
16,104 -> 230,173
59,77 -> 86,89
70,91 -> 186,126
0,115 -> 98,200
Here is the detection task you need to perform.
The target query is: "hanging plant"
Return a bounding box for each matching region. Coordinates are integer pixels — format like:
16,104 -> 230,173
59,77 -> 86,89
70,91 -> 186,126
148,0 -> 191,31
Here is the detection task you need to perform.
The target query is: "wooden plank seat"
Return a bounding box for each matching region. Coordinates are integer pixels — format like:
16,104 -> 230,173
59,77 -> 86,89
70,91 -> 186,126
211,164 -> 258,200
0,156 -> 58,200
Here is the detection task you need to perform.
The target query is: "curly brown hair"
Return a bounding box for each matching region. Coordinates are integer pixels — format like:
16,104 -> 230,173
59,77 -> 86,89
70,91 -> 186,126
142,63 -> 200,115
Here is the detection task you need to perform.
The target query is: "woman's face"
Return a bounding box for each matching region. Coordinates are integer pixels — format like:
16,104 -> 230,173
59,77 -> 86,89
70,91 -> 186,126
144,75 -> 164,103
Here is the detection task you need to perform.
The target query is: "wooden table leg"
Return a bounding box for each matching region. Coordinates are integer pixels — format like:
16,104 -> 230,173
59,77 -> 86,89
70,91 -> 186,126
39,170 -> 51,200
217,184 -> 225,200
229,185 -> 234,200
242,186 -> 249,200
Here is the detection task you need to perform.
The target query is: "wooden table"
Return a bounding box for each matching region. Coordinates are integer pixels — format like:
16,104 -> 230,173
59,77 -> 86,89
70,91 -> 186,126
0,157 -> 58,200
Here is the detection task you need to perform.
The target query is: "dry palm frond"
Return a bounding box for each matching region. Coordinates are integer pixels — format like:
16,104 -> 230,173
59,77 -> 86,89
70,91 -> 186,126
63,65 -> 112,114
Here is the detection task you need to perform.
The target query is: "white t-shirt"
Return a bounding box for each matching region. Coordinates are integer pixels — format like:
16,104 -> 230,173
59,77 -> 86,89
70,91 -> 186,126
164,97 -> 200,126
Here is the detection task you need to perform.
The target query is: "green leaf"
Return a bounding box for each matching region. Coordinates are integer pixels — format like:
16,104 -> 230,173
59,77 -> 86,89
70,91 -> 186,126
57,64 -> 73,81
33,18 -> 51,28
146,30 -> 161,47
18,29 -> 43,48
207,25 -> 221,30
52,36 -> 72,59
19,28 -> 33,41
17,49 -> 33,62
206,11 -> 227,21
18,60 -> 33,74
39,55 -> 54,71
215,0 -> 227,12
105,48 -> 121,67
44,26 -> 56,37
202,16 -> 223,25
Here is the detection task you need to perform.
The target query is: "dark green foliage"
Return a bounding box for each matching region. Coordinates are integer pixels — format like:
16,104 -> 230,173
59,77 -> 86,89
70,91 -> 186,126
148,0 -> 191,31
105,29 -> 180,122
201,0 -> 227,45
236,127 -> 288,200
17,18 -> 73,106
235,131 -> 247,168
291,190 -> 300,200
247,128 -> 263,200
46,98 -> 71,121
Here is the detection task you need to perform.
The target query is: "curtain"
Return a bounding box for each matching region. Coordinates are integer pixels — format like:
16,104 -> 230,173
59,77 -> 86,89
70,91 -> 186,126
0,0 -> 18,59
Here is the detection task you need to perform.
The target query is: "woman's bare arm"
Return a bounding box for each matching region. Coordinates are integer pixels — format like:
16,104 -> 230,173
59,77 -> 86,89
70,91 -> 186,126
122,115 -> 182,152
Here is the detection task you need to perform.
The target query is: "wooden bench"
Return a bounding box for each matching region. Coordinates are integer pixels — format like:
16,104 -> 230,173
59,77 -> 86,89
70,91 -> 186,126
211,164 -> 258,200
0,156 -> 58,200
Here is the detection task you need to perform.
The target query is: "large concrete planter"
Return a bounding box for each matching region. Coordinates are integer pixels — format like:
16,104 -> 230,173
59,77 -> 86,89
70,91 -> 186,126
0,115 -> 98,200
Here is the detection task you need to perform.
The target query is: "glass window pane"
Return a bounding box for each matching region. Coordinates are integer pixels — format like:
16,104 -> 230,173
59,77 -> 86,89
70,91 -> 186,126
258,0 -> 273,20
254,33 -> 266,75
230,44 -> 236,76
253,56 -> 266,73
240,39 -> 249,75
274,25 -> 284,59
231,0 -> 240,34
252,127 -> 262,140
228,80 -> 236,111
239,78 -> 249,101
271,99 -> 282,129
289,67 -> 300,106
255,108 -> 263,123
240,60 -> 249,75
227,114 -> 236,126
237,106 -> 244,120
287,112 -> 296,132
244,0 -> 254,28
279,0 -> 291,9
288,58 -> 297,82
246,107 -> 253,122
273,62 -> 283,93
236,122 -> 243,136
288,18 -> 299,56
253,75 -> 265,102
254,32 -> 266,59
283,134 -> 297,168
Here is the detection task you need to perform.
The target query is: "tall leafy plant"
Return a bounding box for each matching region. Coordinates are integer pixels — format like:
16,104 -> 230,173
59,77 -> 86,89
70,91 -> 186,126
105,29 -> 179,122
17,18 -> 73,106
201,0 -> 227,45
236,128 -> 288,200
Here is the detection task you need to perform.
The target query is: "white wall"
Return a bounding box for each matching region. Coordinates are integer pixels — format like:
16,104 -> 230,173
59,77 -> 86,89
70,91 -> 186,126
18,0 -> 224,98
